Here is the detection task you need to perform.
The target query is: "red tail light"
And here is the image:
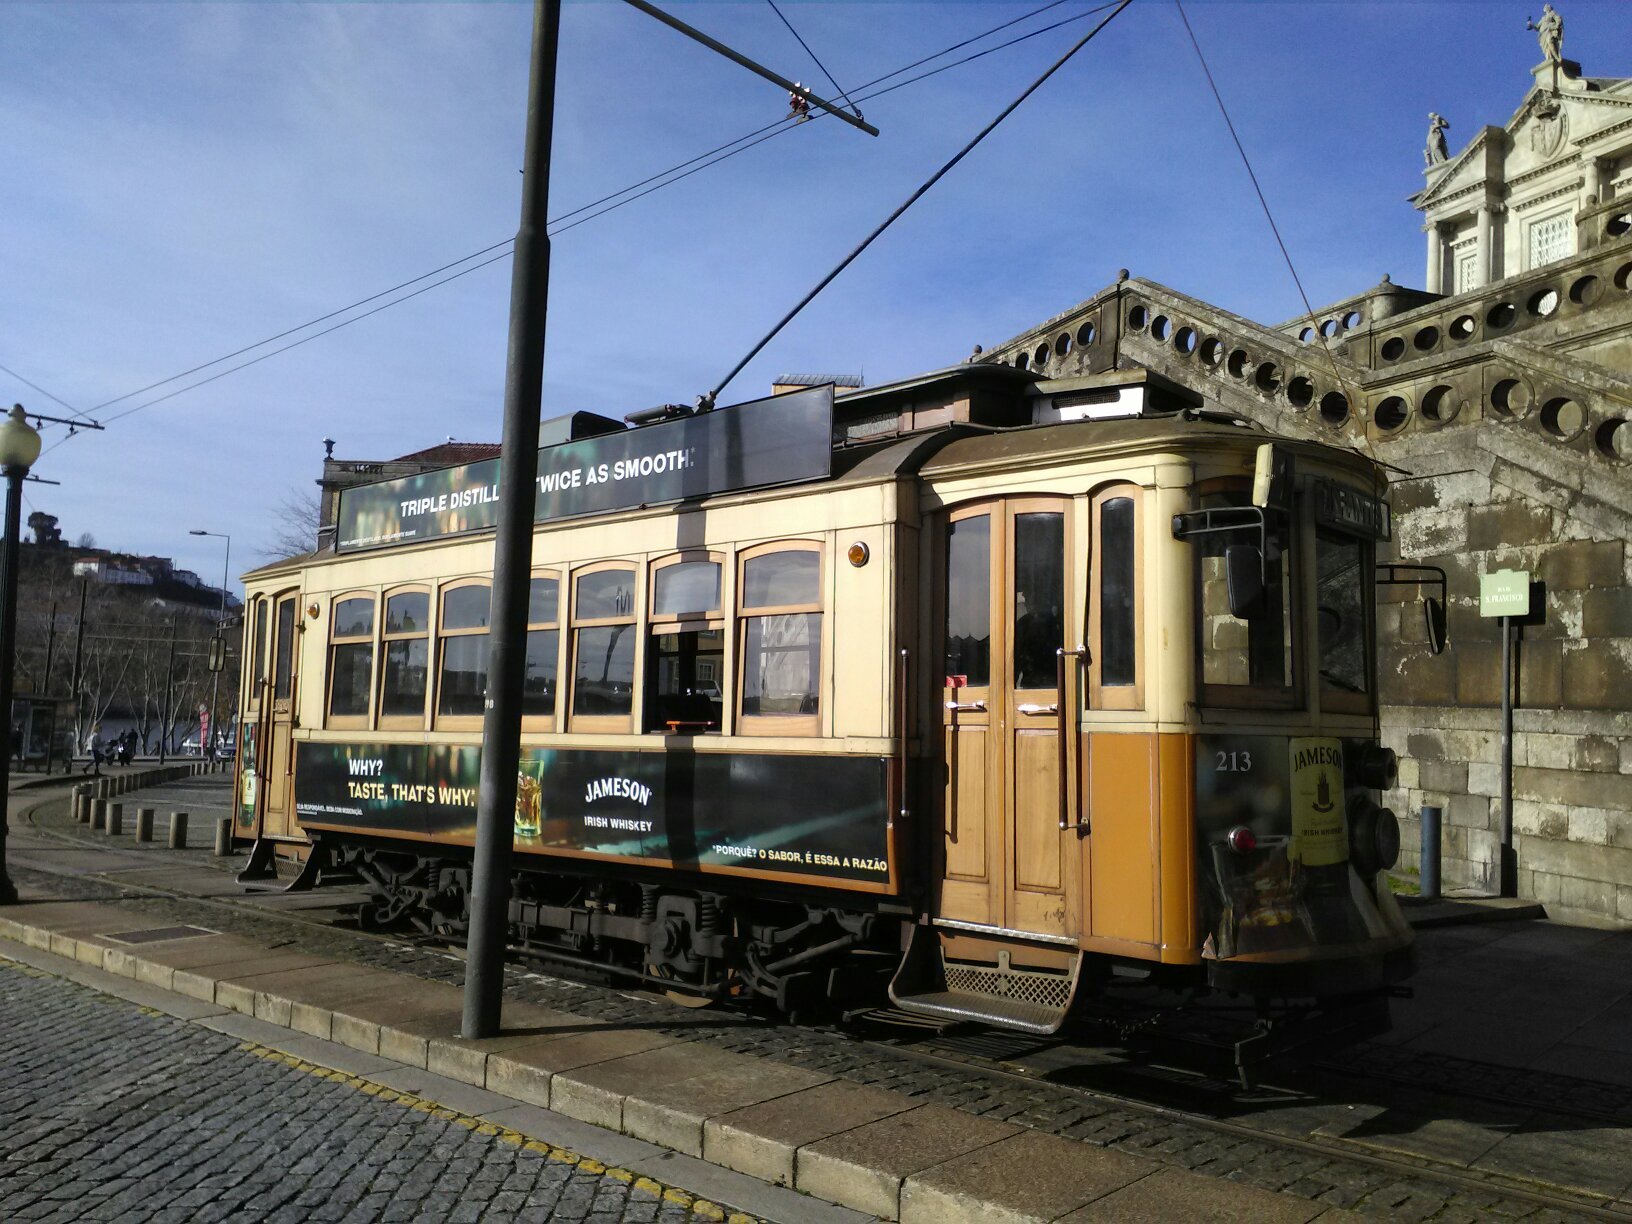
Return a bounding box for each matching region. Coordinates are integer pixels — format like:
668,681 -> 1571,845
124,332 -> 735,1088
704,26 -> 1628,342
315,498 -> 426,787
1227,825 -> 1257,853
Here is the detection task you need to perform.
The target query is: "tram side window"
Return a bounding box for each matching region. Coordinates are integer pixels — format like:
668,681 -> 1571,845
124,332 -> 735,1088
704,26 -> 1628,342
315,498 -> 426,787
571,565 -> 637,729
437,582 -> 491,722
738,545 -> 822,735
327,595 -> 375,722
249,596 -> 268,705
1196,491 -> 1293,698
646,555 -> 724,734
522,573 -> 560,725
380,589 -> 431,724
944,515 -> 991,688
273,598 -> 296,701
1090,488 -> 1142,708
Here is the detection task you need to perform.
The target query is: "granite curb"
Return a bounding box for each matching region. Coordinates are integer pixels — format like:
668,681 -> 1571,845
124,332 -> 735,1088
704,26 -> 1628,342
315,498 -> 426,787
0,899 -> 1354,1222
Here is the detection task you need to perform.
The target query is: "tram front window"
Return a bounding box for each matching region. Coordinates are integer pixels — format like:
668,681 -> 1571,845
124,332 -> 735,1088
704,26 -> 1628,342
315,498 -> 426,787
1196,492 -> 1292,696
1316,529 -> 1369,698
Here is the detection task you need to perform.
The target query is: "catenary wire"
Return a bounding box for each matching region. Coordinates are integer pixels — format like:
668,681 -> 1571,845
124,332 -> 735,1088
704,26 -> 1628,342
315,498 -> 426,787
46,1 -> 1117,444
0,363 -> 90,423
767,0 -> 860,114
1171,0 -> 1370,449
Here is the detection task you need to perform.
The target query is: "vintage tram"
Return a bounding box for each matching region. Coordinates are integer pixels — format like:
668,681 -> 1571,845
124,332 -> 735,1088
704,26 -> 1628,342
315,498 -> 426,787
231,360 -> 1415,1054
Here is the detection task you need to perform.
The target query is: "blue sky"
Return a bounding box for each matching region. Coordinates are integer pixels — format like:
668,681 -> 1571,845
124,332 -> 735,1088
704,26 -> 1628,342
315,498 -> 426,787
2,1 -> 1625,588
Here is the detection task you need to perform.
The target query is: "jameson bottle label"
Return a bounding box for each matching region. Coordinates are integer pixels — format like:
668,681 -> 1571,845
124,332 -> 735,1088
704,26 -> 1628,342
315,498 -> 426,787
1289,737 -> 1347,866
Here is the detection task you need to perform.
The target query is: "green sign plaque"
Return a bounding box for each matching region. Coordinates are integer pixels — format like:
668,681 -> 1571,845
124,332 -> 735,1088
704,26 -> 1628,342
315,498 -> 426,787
1480,569 -> 1530,618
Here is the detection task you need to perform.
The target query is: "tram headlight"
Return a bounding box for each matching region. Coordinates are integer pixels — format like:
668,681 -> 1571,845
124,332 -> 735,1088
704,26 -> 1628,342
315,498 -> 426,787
1226,825 -> 1258,854
1353,744 -> 1398,790
1347,798 -> 1400,876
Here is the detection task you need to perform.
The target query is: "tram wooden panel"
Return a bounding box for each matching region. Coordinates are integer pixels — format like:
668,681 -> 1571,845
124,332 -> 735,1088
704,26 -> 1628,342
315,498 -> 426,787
1084,731 -> 1158,948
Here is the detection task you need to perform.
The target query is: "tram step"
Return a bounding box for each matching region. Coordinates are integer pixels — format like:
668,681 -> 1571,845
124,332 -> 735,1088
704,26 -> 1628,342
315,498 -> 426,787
888,925 -> 1081,1035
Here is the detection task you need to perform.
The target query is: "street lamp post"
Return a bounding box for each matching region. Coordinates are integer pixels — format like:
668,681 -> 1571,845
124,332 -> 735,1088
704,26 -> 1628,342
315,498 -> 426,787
190,529 -> 230,762
0,405 -> 43,905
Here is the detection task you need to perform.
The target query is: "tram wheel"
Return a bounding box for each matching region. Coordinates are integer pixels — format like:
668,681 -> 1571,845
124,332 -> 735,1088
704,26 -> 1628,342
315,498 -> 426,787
648,962 -> 716,1009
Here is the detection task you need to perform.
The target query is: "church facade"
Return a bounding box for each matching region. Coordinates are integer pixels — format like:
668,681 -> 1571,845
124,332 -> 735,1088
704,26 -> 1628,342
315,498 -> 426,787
980,19 -> 1632,925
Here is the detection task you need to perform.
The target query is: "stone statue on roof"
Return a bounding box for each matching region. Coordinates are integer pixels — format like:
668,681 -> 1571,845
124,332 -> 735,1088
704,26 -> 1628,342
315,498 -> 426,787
1425,113 -> 1450,166
1527,5 -> 1563,67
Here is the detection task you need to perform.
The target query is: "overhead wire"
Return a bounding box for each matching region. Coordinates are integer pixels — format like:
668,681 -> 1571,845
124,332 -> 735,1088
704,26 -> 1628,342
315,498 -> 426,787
1171,0 -> 1372,452
766,0 -> 860,115
43,0 -> 1117,446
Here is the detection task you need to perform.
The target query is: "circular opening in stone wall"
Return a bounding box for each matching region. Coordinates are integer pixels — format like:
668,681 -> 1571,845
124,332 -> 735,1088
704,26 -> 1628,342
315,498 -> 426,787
1414,326 -> 1439,352
1054,333 -> 1072,357
1076,320 -> 1097,347
1128,305 -> 1148,330
1227,349 -> 1250,378
1374,396 -> 1410,432
1254,362 -> 1282,394
1343,310 -> 1363,330
1320,319 -> 1339,339
1449,314 -> 1476,341
1151,315 -> 1173,341
1319,391 -> 1351,426
1199,337 -> 1224,367
1607,212 -> 1632,239
1596,418 -> 1629,461
1285,375 -> 1314,409
1540,396 -> 1585,439
1173,325 -> 1198,355
1489,377 -> 1530,418
1529,287 -> 1560,317
1380,336 -> 1406,362
1616,263 -> 1632,293
1420,384 -> 1459,424
1487,301 -> 1517,329
1034,343 -> 1051,367
1298,326 -> 1315,344
1015,353 -> 1029,370
1570,275 -> 1601,307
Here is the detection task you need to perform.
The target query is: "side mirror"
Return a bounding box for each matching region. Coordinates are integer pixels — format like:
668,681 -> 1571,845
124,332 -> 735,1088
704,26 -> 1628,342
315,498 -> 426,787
207,635 -> 227,674
1226,545 -> 1267,619
1424,597 -> 1447,655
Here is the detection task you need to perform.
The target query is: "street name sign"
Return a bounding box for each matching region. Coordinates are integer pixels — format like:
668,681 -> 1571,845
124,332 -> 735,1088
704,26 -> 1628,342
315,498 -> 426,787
1480,569 -> 1530,618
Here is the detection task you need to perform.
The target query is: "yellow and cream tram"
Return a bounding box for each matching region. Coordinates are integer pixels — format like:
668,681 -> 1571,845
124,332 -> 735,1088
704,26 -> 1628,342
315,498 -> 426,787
231,361 -> 1415,1052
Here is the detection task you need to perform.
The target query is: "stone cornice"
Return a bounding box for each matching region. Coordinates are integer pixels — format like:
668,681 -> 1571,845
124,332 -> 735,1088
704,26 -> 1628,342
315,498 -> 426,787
1512,179 -> 1585,212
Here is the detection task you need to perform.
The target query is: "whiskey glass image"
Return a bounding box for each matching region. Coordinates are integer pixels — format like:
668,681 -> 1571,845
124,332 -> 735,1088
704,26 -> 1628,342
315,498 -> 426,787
514,768 -> 542,839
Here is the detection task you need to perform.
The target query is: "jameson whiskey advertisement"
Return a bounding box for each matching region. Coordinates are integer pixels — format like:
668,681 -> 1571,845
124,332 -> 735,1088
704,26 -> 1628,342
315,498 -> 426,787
336,385 -> 833,551
294,741 -> 890,885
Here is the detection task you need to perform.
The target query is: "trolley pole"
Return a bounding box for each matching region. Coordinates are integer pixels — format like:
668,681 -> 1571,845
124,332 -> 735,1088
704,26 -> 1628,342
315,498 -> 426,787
463,0 -> 562,1040
159,615 -> 176,765
70,579 -> 85,748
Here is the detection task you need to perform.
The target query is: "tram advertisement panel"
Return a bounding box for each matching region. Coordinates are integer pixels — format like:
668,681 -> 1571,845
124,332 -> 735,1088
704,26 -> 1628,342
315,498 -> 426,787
293,740 -> 890,885
336,385 -> 833,551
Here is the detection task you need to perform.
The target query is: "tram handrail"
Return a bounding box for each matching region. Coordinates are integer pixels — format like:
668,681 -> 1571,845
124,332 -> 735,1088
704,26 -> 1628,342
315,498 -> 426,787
896,648 -> 910,827
1056,646 -> 1088,833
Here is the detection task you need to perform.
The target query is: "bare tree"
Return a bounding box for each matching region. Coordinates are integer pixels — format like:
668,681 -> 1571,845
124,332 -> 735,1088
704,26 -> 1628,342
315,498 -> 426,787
75,532 -> 95,549
262,487 -> 321,561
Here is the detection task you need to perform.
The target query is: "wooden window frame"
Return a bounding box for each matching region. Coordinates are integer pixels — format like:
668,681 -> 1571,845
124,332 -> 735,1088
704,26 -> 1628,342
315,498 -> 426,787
325,591 -> 377,730
1313,528 -> 1376,717
646,551 -> 725,735
1087,484 -> 1145,711
247,595 -> 268,715
736,540 -> 824,738
521,568 -> 562,733
434,578 -> 492,732
1191,477 -> 1301,711
378,584 -> 433,731
568,560 -> 640,734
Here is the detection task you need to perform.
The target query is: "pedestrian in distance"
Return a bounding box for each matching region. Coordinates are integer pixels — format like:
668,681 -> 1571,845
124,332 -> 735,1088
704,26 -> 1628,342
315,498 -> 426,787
83,723 -> 104,776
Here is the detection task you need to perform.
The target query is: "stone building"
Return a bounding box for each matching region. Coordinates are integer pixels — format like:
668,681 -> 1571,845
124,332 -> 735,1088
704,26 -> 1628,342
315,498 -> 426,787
980,18 -> 1632,925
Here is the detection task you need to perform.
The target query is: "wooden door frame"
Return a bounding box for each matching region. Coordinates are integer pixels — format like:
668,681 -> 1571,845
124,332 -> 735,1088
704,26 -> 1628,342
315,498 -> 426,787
261,587 -> 301,840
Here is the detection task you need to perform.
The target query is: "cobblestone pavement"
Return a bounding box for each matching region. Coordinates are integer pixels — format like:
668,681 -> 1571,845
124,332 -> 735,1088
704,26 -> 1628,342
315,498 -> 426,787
0,960 -> 755,1224
11,785 -> 1614,1222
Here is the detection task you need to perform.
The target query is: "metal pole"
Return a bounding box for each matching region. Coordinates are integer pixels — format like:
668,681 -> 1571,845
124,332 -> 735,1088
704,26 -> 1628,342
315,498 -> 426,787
70,578 -> 86,748
1419,804 -> 1442,901
619,0 -> 877,136
0,466 -> 28,903
1499,614 -> 1516,897
159,615 -> 176,765
42,600 -> 57,695
463,0 -> 561,1041
209,537 -> 228,759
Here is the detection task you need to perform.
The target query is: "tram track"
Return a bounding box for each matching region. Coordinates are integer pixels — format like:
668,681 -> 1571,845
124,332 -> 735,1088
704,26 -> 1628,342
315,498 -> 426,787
15,789 -> 1632,1221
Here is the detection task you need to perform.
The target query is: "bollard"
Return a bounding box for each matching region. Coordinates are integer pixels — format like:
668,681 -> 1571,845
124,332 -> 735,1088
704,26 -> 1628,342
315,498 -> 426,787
106,802 -> 123,837
169,811 -> 188,850
214,816 -> 232,857
1420,804 -> 1442,901
136,808 -> 154,842
90,797 -> 106,831
95,778 -> 108,799
72,788 -> 87,823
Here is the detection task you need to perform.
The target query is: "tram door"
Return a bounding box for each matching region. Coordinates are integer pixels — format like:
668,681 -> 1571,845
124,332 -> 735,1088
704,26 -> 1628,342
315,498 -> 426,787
937,498 -> 1079,940
258,591 -> 300,838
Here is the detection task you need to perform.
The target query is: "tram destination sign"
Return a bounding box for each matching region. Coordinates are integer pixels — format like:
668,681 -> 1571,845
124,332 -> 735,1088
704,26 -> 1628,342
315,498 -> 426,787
336,385 -> 833,551
293,740 -> 891,887
1311,479 -> 1390,541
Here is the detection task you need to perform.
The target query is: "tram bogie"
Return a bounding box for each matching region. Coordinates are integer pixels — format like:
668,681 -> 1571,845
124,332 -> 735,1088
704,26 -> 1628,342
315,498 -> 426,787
231,364 -> 1417,1060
